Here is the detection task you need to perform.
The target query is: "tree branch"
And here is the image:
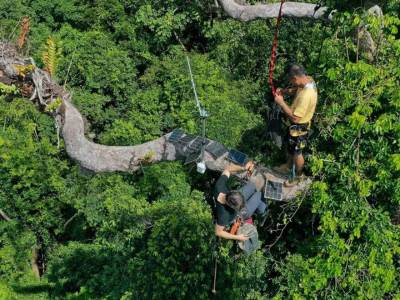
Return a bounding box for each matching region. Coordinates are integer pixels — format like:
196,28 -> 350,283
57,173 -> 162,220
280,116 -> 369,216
217,0 -> 332,21
0,43 -> 310,201
0,208 -> 11,221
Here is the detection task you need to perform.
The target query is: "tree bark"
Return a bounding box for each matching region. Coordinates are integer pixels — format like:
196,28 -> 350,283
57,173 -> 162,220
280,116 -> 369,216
217,0 -> 331,21
217,1 -> 383,22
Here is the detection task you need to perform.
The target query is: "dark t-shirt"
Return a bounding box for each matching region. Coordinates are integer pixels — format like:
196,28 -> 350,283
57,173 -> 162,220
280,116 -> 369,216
214,175 -> 236,227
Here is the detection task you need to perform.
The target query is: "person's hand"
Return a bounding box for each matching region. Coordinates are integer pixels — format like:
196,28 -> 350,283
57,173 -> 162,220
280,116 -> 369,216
236,234 -> 249,241
245,160 -> 254,171
276,88 -> 284,96
244,160 -> 255,176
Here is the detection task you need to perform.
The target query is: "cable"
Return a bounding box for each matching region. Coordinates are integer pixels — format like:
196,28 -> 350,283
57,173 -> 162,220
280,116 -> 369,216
174,32 -> 209,173
185,55 -> 208,119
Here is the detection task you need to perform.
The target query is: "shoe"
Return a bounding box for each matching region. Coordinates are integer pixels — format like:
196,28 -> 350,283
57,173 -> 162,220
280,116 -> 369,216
284,174 -> 306,187
273,164 -> 291,175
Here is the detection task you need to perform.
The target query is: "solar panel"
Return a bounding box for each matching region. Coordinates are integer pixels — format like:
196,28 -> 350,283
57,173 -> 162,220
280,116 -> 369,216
184,151 -> 201,165
168,128 -> 184,143
179,134 -> 196,145
227,149 -> 248,166
189,136 -> 209,152
205,141 -> 227,159
264,180 -> 283,201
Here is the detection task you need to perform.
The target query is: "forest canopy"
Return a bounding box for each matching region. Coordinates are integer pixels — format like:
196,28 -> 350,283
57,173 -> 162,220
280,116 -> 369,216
0,0 -> 399,299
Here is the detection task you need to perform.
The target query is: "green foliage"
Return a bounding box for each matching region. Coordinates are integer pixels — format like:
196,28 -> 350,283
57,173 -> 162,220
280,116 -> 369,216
0,82 -> 18,95
0,222 -> 35,282
128,49 -> 262,146
0,97 -> 68,236
136,162 -> 191,201
42,36 -> 62,77
47,194 -> 215,299
44,97 -> 62,113
1,1 -> 400,299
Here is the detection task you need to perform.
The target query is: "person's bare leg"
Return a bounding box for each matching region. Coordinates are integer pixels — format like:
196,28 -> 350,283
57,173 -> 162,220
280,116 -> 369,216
284,154 -> 305,187
294,153 -> 304,176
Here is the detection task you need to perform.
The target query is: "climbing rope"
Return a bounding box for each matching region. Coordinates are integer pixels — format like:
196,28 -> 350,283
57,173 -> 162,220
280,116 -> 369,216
268,0 -> 285,97
174,32 -> 209,171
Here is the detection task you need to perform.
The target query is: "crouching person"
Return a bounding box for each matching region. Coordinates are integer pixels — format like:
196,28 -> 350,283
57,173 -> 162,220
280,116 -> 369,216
214,161 -> 267,241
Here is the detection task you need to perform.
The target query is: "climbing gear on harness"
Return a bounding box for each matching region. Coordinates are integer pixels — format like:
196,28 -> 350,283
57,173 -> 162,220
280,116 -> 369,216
288,131 -> 309,156
268,0 -> 285,97
289,122 -> 310,137
230,217 -> 242,235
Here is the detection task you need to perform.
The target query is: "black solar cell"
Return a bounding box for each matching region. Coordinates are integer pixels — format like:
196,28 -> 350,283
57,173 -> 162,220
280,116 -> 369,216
179,134 -> 196,144
205,141 -> 227,159
168,128 -> 184,143
265,180 -> 283,201
227,149 -> 248,166
189,136 -> 209,152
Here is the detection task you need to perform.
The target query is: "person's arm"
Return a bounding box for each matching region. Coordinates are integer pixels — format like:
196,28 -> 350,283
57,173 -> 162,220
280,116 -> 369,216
215,224 -> 249,241
222,161 -> 255,178
277,87 -> 297,96
274,91 -> 302,123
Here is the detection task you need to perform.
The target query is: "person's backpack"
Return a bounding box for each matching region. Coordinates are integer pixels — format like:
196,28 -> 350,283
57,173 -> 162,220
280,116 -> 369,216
237,223 -> 259,254
266,104 -> 284,149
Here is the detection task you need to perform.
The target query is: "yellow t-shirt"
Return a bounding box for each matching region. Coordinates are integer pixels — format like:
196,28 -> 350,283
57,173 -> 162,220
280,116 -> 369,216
291,82 -> 318,125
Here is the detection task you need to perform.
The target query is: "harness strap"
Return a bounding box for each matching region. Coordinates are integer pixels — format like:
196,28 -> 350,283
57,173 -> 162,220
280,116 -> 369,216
268,0 -> 285,97
290,123 -> 310,132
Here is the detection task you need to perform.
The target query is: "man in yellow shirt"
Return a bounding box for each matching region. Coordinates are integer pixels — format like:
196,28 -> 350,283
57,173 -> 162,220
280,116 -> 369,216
273,64 -> 318,186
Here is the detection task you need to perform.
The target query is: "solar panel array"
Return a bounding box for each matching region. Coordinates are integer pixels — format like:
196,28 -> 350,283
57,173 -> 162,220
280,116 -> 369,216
184,151 -> 201,165
168,129 -> 239,166
264,180 -> 283,201
205,141 -> 227,159
227,149 -> 248,166
179,134 -> 196,145
168,128 -> 184,143
189,136 -> 209,152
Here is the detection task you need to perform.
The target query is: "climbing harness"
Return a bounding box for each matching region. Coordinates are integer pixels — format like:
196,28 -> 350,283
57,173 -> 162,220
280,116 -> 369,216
268,0 -> 285,97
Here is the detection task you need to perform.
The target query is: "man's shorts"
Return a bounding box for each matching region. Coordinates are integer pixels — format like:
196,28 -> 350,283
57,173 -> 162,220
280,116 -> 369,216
287,133 -> 308,155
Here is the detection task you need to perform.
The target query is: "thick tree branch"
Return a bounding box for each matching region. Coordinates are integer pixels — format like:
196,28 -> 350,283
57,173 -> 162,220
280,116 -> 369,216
217,0 -> 331,21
